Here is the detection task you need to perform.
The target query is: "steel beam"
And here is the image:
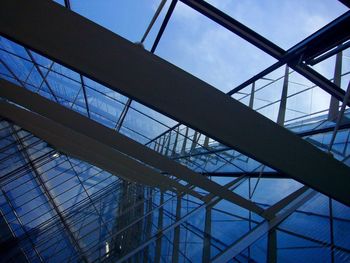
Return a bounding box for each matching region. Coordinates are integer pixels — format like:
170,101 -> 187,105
329,198 -> 335,263
293,64 -> 347,104
204,0 -> 350,103
171,196 -> 181,263
228,61 -> 283,96
0,79 -> 263,215
202,207 -> 212,262
248,82 -> 255,109
155,193 -> 164,263
180,0 -> 284,58
267,229 -> 277,263
202,172 -> 285,179
262,186 -> 309,219
79,75 -> 91,118
115,98 -> 131,132
171,127 -> 180,156
0,102 -> 199,198
308,42 -> 350,65
181,127 -> 189,154
150,0 -> 178,53
339,0 -> 350,8
1,0 -> 350,205
141,0 -> 167,44
328,51 -> 342,121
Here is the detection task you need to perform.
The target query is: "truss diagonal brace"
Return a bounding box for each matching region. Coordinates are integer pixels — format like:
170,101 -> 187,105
1,0 -> 350,206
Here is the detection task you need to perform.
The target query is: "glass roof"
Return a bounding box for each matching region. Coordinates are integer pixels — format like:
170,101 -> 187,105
0,0 -> 350,262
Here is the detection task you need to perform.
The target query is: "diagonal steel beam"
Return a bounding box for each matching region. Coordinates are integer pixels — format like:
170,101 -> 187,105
115,98 -> 132,132
181,0 -> 350,65
150,0 -> 178,53
188,0 -> 350,102
180,0 -> 285,59
79,75 -> 91,118
0,102 -> 200,198
0,79 -> 263,216
1,0 -> 350,205
339,0 -> 350,8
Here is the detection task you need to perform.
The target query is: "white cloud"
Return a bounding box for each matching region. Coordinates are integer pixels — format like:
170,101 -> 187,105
155,0 -> 347,120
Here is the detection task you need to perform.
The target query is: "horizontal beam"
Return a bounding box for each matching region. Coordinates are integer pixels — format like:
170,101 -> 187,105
307,41 -> 350,66
173,120 -> 350,160
201,172 -> 285,179
1,0 -> 350,206
0,79 -> 264,216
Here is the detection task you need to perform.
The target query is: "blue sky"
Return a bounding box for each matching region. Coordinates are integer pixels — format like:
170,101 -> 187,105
0,0 -> 347,176
67,0 -> 347,90
62,0 -> 349,122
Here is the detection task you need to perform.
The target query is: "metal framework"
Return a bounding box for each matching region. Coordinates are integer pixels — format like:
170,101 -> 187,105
0,0 -> 349,262
0,79 -> 264,216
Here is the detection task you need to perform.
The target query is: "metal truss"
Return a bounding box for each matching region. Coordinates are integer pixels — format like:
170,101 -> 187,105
0,1 -> 350,262
181,0 -> 350,102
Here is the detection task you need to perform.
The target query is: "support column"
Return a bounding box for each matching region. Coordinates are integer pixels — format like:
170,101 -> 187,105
79,75 -> 90,118
328,51 -> 343,121
202,207 -> 212,263
267,229 -> 277,263
203,136 -> 210,148
156,137 -> 161,152
143,189 -> 153,262
329,198 -> 335,263
191,131 -> 198,152
160,135 -> 167,155
181,127 -> 189,154
155,193 -> 164,263
171,127 -> 180,156
115,98 -> 132,132
277,65 -> 289,126
249,82 -> 255,109
164,133 -> 171,156
172,196 -> 182,263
